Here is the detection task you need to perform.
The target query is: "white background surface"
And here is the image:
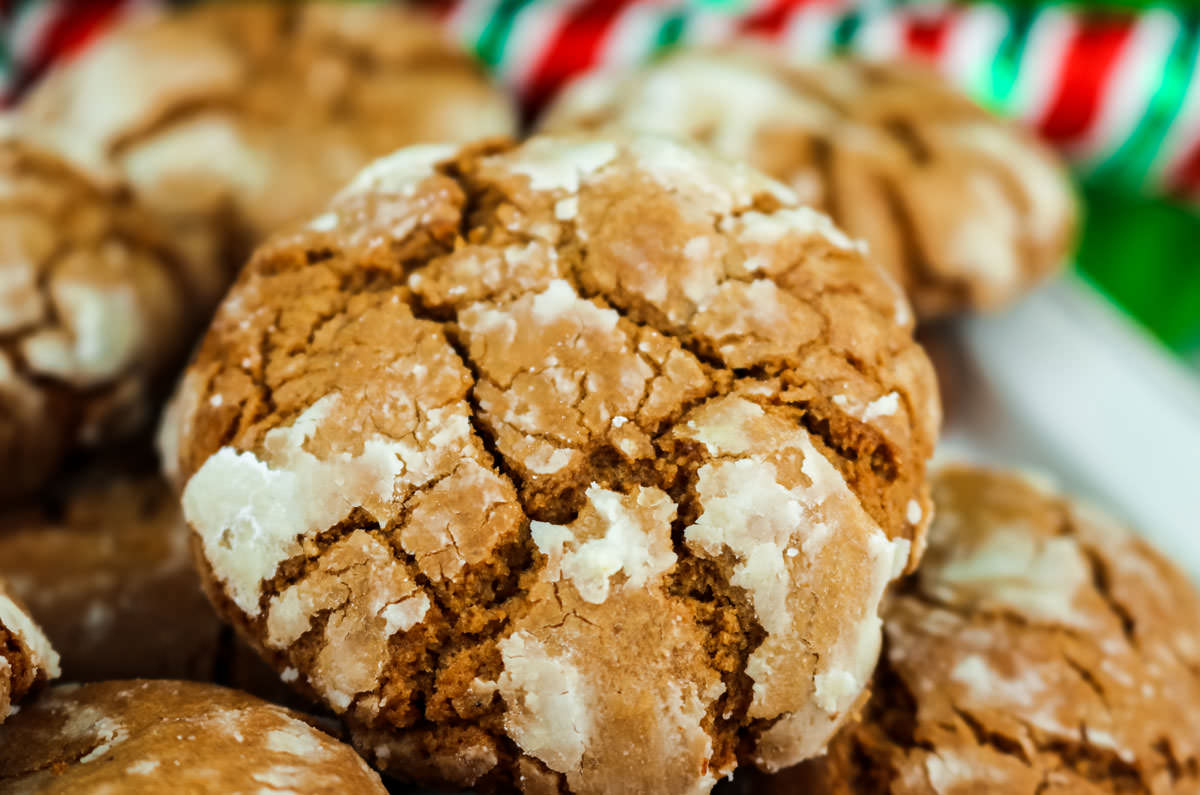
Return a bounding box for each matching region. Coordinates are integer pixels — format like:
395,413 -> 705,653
933,272 -> 1200,581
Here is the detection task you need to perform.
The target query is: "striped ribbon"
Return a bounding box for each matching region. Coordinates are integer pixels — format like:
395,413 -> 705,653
437,0 -> 1200,203
6,0 -> 1200,202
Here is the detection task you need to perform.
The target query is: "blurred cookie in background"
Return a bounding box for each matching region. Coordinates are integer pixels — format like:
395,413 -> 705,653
726,466 -> 1200,794
0,469 -> 221,683
0,464 -> 305,709
0,578 -> 59,723
0,139 -> 197,502
18,2 -> 519,303
543,49 -> 1078,319
0,680 -> 388,793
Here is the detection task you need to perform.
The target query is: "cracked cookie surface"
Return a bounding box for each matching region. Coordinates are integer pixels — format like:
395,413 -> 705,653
19,2 -> 518,305
743,466 -> 1200,795
542,49 -> 1077,319
0,577 -> 59,723
165,133 -> 940,794
0,139 -> 195,502
0,680 -> 387,793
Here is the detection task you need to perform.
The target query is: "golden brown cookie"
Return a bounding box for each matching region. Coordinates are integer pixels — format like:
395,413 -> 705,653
0,578 -> 59,723
0,680 -> 388,793
542,49 -> 1078,319
19,2 -> 518,303
0,139 -> 195,502
742,466 -> 1200,794
163,133 -> 939,793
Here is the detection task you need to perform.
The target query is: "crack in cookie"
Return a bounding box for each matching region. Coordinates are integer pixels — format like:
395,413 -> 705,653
542,49 -> 1077,319
0,140 -> 196,501
742,467 -> 1200,795
166,133 -> 940,794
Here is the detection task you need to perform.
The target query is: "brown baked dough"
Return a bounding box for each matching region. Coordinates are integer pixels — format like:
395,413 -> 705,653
164,133 -> 940,794
543,48 -> 1078,318
0,139 -> 195,501
0,680 -> 388,794
20,2 -> 518,305
737,466 -> 1200,795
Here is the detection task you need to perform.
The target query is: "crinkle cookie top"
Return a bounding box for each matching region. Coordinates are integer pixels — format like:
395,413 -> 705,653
0,578 -> 59,723
19,2 -> 518,301
0,680 -> 387,794
166,133 -> 939,794
773,466 -> 1200,795
0,139 -> 194,501
542,48 -> 1077,319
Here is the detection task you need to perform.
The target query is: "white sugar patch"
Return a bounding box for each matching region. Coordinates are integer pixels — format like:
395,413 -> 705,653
679,395 -> 907,725
813,670 -> 858,714
529,279 -> 618,331
308,211 -> 338,231
729,207 -> 862,252
833,391 -> 899,424
554,196 -> 579,220
951,121 -> 1074,243
525,445 -> 575,475
508,137 -> 617,193
21,281 -> 144,387
122,116 -> 270,200
951,653 -> 1047,708
127,759 -> 159,776
78,715 -> 129,763
556,50 -> 833,171
861,392 -> 900,422
337,143 -> 458,199
379,593 -> 430,635
933,526 -> 1092,628
251,764 -> 314,791
183,393 -> 414,616
949,174 -> 1021,286
811,531 -> 910,717
0,592 -> 60,678
530,486 -> 677,604
498,631 -> 590,773
629,135 -> 795,213
264,722 -> 331,760
687,457 -> 802,635
0,259 -> 43,333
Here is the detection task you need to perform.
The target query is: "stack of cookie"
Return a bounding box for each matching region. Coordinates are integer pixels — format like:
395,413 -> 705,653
1,4 -> 1195,795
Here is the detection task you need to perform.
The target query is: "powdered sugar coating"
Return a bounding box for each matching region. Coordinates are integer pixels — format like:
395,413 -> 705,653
0,580 -> 59,722
531,485 -> 677,604
170,133 -> 938,792
676,396 -> 911,769
501,487 -> 729,794
0,593 -> 59,683
0,140 -> 195,499
21,3 -> 517,305
0,680 -> 387,793
543,48 -> 1077,318
759,466 -> 1200,795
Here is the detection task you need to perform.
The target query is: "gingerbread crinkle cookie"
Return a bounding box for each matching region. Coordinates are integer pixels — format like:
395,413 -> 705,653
164,133 -> 940,794
0,139 -> 194,500
742,466 -> 1200,795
